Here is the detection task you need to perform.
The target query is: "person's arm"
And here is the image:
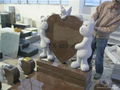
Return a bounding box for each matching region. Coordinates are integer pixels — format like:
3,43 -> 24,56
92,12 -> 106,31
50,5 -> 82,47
92,6 -> 101,21
95,21 -> 120,33
92,2 -> 106,21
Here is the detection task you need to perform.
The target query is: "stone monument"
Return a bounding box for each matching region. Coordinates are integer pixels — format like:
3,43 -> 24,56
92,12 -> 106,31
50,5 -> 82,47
71,19 -> 95,71
37,13 -> 93,90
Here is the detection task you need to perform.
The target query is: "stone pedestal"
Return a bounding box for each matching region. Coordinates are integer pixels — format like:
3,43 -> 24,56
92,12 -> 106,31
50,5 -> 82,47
0,82 -> 1,90
9,72 -> 85,90
37,60 -> 92,90
21,59 -> 35,75
4,66 -> 20,85
0,52 -> 3,59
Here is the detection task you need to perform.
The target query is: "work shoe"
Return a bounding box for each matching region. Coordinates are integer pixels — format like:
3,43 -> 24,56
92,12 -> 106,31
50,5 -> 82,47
94,73 -> 102,80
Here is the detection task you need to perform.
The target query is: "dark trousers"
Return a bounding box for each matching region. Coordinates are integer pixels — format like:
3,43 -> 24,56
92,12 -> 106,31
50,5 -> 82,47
88,37 -> 108,74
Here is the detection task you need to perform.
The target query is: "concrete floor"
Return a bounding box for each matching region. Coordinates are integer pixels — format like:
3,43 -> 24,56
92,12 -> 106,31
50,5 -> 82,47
0,41 -> 120,90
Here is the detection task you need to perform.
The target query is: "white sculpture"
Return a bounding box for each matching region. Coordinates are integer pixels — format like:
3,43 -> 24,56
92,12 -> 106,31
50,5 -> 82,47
39,16 -> 54,60
0,64 -> 9,82
0,66 -> 5,82
60,5 -> 72,19
71,19 -> 95,71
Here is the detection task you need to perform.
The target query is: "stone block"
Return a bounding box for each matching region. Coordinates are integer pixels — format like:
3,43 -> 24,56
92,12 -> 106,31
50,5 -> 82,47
21,59 -> 35,75
37,60 -> 92,89
4,66 -> 20,85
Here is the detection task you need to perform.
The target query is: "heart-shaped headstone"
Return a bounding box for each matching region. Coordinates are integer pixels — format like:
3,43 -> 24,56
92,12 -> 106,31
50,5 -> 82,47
47,14 -> 83,63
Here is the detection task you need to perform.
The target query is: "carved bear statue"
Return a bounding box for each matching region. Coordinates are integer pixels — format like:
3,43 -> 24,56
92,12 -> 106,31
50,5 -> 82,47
39,16 -> 54,61
71,19 -> 95,71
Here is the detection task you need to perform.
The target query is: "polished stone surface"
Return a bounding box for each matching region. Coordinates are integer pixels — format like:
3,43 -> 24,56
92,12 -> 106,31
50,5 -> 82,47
4,65 -> 20,85
21,59 -> 35,75
37,60 -> 92,88
1,41 -> 120,90
47,14 -> 83,63
9,72 -> 84,90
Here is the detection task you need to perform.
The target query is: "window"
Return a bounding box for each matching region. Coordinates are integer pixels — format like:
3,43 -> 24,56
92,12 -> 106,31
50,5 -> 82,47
28,0 -> 37,4
1,0 -> 69,4
38,0 -> 48,4
101,0 -> 111,3
61,0 -> 69,5
84,0 -> 100,6
11,0 -> 19,3
4,0 -> 10,3
49,0 -> 60,4
20,0 -> 27,4
84,0 -> 112,6
0,0 -> 4,3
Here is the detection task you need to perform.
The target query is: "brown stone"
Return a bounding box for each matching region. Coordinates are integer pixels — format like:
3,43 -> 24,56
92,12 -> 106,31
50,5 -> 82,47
94,87 -> 111,90
9,72 -> 84,90
21,59 -> 35,75
0,82 -> 1,90
4,66 -> 20,85
47,14 -> 83,63
94,84 -> 111,90
37,60 -> 92,89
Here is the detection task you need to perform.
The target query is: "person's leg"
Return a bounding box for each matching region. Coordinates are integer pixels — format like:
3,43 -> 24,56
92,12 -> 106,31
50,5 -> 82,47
94,38 -> 108,79
87,37 -> 96,65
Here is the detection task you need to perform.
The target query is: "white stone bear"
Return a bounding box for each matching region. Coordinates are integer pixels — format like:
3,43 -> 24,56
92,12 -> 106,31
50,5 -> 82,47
39,16 -> 54,60
71,19 -> 95,71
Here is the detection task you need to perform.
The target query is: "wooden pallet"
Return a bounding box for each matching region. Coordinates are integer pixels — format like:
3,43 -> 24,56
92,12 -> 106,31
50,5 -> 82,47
37,59 -> 92,90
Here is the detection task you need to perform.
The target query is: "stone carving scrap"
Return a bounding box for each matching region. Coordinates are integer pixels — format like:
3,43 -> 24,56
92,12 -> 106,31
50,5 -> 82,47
39,16 -> 54,61
71,19 -> 95,71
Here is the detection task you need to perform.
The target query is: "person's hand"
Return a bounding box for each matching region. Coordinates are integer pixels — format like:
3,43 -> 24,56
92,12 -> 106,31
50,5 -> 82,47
94,27 -> 98,31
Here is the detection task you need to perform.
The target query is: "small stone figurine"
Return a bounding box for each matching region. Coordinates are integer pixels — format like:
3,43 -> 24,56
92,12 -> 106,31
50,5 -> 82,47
71,19 -> 95,71
39,16 -> 54,61
60,5 -> 72,19
0,65 -> 5,82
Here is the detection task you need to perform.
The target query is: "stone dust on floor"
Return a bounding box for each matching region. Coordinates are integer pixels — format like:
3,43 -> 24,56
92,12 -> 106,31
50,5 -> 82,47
0,41 -> 119,90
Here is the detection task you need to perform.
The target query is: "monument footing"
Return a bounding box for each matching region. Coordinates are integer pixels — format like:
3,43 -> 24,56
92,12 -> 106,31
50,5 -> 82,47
37,59 -> 92,90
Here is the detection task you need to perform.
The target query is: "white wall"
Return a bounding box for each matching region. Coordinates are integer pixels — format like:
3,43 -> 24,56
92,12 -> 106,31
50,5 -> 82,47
0,4 -> 4,12
0,0 -> 97,26
79,0 -> 96,20
69,0 -> 80,15
3,4 -> 64,21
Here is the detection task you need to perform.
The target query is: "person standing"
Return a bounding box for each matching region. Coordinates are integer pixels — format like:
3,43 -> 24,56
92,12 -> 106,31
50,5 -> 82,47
88,0 -> 120,80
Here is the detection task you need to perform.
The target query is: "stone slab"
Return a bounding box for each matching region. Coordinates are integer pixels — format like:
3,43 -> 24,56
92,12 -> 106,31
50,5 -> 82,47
19,45 -> 38,57
9,72 -> 84,90
4,66 -> 20,85
21,60 -> 35,75
111,64 -> 120,83
37,60 -> 92,89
